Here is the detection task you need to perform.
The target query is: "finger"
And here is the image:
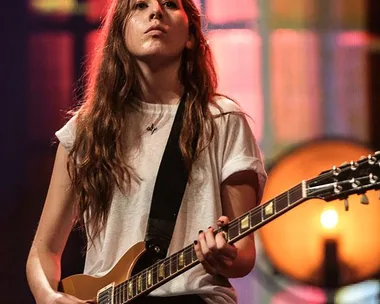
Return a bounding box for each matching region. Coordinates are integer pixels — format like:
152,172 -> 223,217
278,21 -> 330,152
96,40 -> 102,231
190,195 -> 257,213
217,216 -> 230,227
194,236 -> 217,275
198,230 -> 218,267
202,228 -> 231,273
204,227 -> 217,254
215,232 -> 237,260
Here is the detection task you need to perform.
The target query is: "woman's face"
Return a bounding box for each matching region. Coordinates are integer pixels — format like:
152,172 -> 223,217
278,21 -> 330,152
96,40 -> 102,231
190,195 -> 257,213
124,0 -> 191,64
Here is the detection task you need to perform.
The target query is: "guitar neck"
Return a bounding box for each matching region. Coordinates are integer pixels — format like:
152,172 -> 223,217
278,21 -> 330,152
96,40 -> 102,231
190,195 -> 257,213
111,181 -> 307,303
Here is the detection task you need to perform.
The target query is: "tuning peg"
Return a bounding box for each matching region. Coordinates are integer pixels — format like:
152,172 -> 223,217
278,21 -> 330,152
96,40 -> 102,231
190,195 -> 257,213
360,194 -> 369,205
370,174 -> 378,184
368,155 -> 377,165
332,166 -> 341,176
344,199 -> 349,211
350,161 -> 359,170
375,151 -> 380,155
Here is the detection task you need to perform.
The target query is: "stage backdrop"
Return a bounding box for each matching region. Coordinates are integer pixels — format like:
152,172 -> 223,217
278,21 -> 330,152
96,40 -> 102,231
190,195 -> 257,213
24,0 -> 379,303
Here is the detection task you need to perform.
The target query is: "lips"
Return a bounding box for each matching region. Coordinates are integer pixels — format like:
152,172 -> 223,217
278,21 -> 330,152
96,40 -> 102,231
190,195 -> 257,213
145,24 -> 167,34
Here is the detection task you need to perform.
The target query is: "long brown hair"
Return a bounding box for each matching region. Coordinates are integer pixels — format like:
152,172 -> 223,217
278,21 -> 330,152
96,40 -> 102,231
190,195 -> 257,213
68,0 -> 219,242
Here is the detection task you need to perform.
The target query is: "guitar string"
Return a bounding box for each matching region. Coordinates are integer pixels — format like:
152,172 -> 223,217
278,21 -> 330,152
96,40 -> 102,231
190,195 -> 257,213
113,177 -> 328,300
113,161 -> 376,301
113,184 -> 307,300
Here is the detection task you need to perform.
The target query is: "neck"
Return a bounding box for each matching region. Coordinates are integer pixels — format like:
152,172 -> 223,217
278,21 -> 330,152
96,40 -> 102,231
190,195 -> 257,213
136,57 -> 184,105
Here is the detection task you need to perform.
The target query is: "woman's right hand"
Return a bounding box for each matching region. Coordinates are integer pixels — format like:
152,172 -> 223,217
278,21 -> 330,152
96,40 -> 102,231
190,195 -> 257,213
46,292 -> 92,304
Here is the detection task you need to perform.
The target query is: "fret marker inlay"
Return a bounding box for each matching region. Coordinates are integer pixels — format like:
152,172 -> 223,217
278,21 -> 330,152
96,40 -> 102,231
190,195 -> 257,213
179,253 -> 184,268
138,275 -> 142,293
147,270 -> 152,287
241,215 -> 249,229
128,281 -> 133,298
264,202 -> 274,216
159,263 -> 165,280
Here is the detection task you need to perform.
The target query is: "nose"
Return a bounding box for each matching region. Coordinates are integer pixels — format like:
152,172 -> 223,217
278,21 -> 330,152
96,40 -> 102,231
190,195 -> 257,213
149,2 -> 163,21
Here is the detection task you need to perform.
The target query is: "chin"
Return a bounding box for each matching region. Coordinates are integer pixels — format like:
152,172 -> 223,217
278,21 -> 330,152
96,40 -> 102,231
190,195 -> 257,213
138,49 -> 183,61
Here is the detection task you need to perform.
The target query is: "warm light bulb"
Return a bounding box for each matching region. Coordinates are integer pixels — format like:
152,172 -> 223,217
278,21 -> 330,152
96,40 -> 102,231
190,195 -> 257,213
320,209 -> 339,229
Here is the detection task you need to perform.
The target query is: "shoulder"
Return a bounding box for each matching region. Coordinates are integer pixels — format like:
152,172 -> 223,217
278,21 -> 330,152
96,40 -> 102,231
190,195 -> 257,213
55,114 -> 78,152
209,95 -> 243,116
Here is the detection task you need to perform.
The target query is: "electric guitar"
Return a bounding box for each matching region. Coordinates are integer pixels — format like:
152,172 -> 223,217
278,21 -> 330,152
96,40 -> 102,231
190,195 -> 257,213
59,152 -> 380,303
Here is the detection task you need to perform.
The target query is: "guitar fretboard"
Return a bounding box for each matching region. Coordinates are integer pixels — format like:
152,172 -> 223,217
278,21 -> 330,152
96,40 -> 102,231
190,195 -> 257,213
106,181 -> 306,303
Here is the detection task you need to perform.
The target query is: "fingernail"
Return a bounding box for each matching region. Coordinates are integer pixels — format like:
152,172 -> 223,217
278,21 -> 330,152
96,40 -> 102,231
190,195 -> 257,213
217,220 -> 224,226
198,230 -> 203,234
208,226 -> 212,229
194,240 -> 198,245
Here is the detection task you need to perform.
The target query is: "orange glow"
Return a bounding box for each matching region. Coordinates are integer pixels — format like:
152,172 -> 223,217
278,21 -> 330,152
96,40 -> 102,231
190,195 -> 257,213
259,140 -> 380,287
320,208 -> 339,230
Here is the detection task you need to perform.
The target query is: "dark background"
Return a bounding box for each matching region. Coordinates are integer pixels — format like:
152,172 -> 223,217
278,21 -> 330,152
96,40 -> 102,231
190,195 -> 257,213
1,1 -> 379,303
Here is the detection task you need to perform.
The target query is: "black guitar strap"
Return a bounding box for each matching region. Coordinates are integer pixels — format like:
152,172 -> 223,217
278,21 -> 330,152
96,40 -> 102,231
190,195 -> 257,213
145,93 -> 198,259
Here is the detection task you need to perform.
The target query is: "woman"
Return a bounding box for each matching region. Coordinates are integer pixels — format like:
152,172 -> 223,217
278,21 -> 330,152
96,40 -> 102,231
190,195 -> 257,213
26,0 -> 267,303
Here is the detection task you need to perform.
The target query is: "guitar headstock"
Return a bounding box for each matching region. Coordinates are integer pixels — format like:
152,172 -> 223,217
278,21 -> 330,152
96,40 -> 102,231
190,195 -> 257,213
306,152 -> 380,208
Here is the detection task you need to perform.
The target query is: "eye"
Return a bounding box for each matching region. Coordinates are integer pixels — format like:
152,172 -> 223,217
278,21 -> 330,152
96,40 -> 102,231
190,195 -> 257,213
163,1 -> 178,9
135,1 -> 148,9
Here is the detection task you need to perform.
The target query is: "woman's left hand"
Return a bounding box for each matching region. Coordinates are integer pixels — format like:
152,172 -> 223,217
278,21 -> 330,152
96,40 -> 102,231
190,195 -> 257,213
194,215 -> 238,276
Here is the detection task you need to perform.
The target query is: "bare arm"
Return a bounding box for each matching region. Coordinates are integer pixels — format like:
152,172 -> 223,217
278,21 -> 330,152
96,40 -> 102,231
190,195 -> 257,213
195,170 -> 259,278
26,144 -> 81,303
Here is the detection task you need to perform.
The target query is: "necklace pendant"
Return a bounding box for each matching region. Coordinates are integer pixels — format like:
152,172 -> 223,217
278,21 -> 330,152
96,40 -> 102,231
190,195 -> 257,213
146,123 -> 157,135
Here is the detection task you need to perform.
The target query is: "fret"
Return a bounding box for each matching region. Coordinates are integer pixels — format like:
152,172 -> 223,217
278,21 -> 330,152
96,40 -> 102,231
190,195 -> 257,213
122,284 -> 126,304
275,194 -> 288,213
121,285 -> 124,303
184,247 -> 193,265
165,260 -> 171,278
287,190 -> 290,206
152,265 -> 157,286
289,185 -> 303,204
117,284 -> 121,304
142,271 -> 147,292
192,247 -> 197,262
170,254 -> 178,275
250,206 -> 262,228
132,277 -> 137,298
228,221 -> 239,241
